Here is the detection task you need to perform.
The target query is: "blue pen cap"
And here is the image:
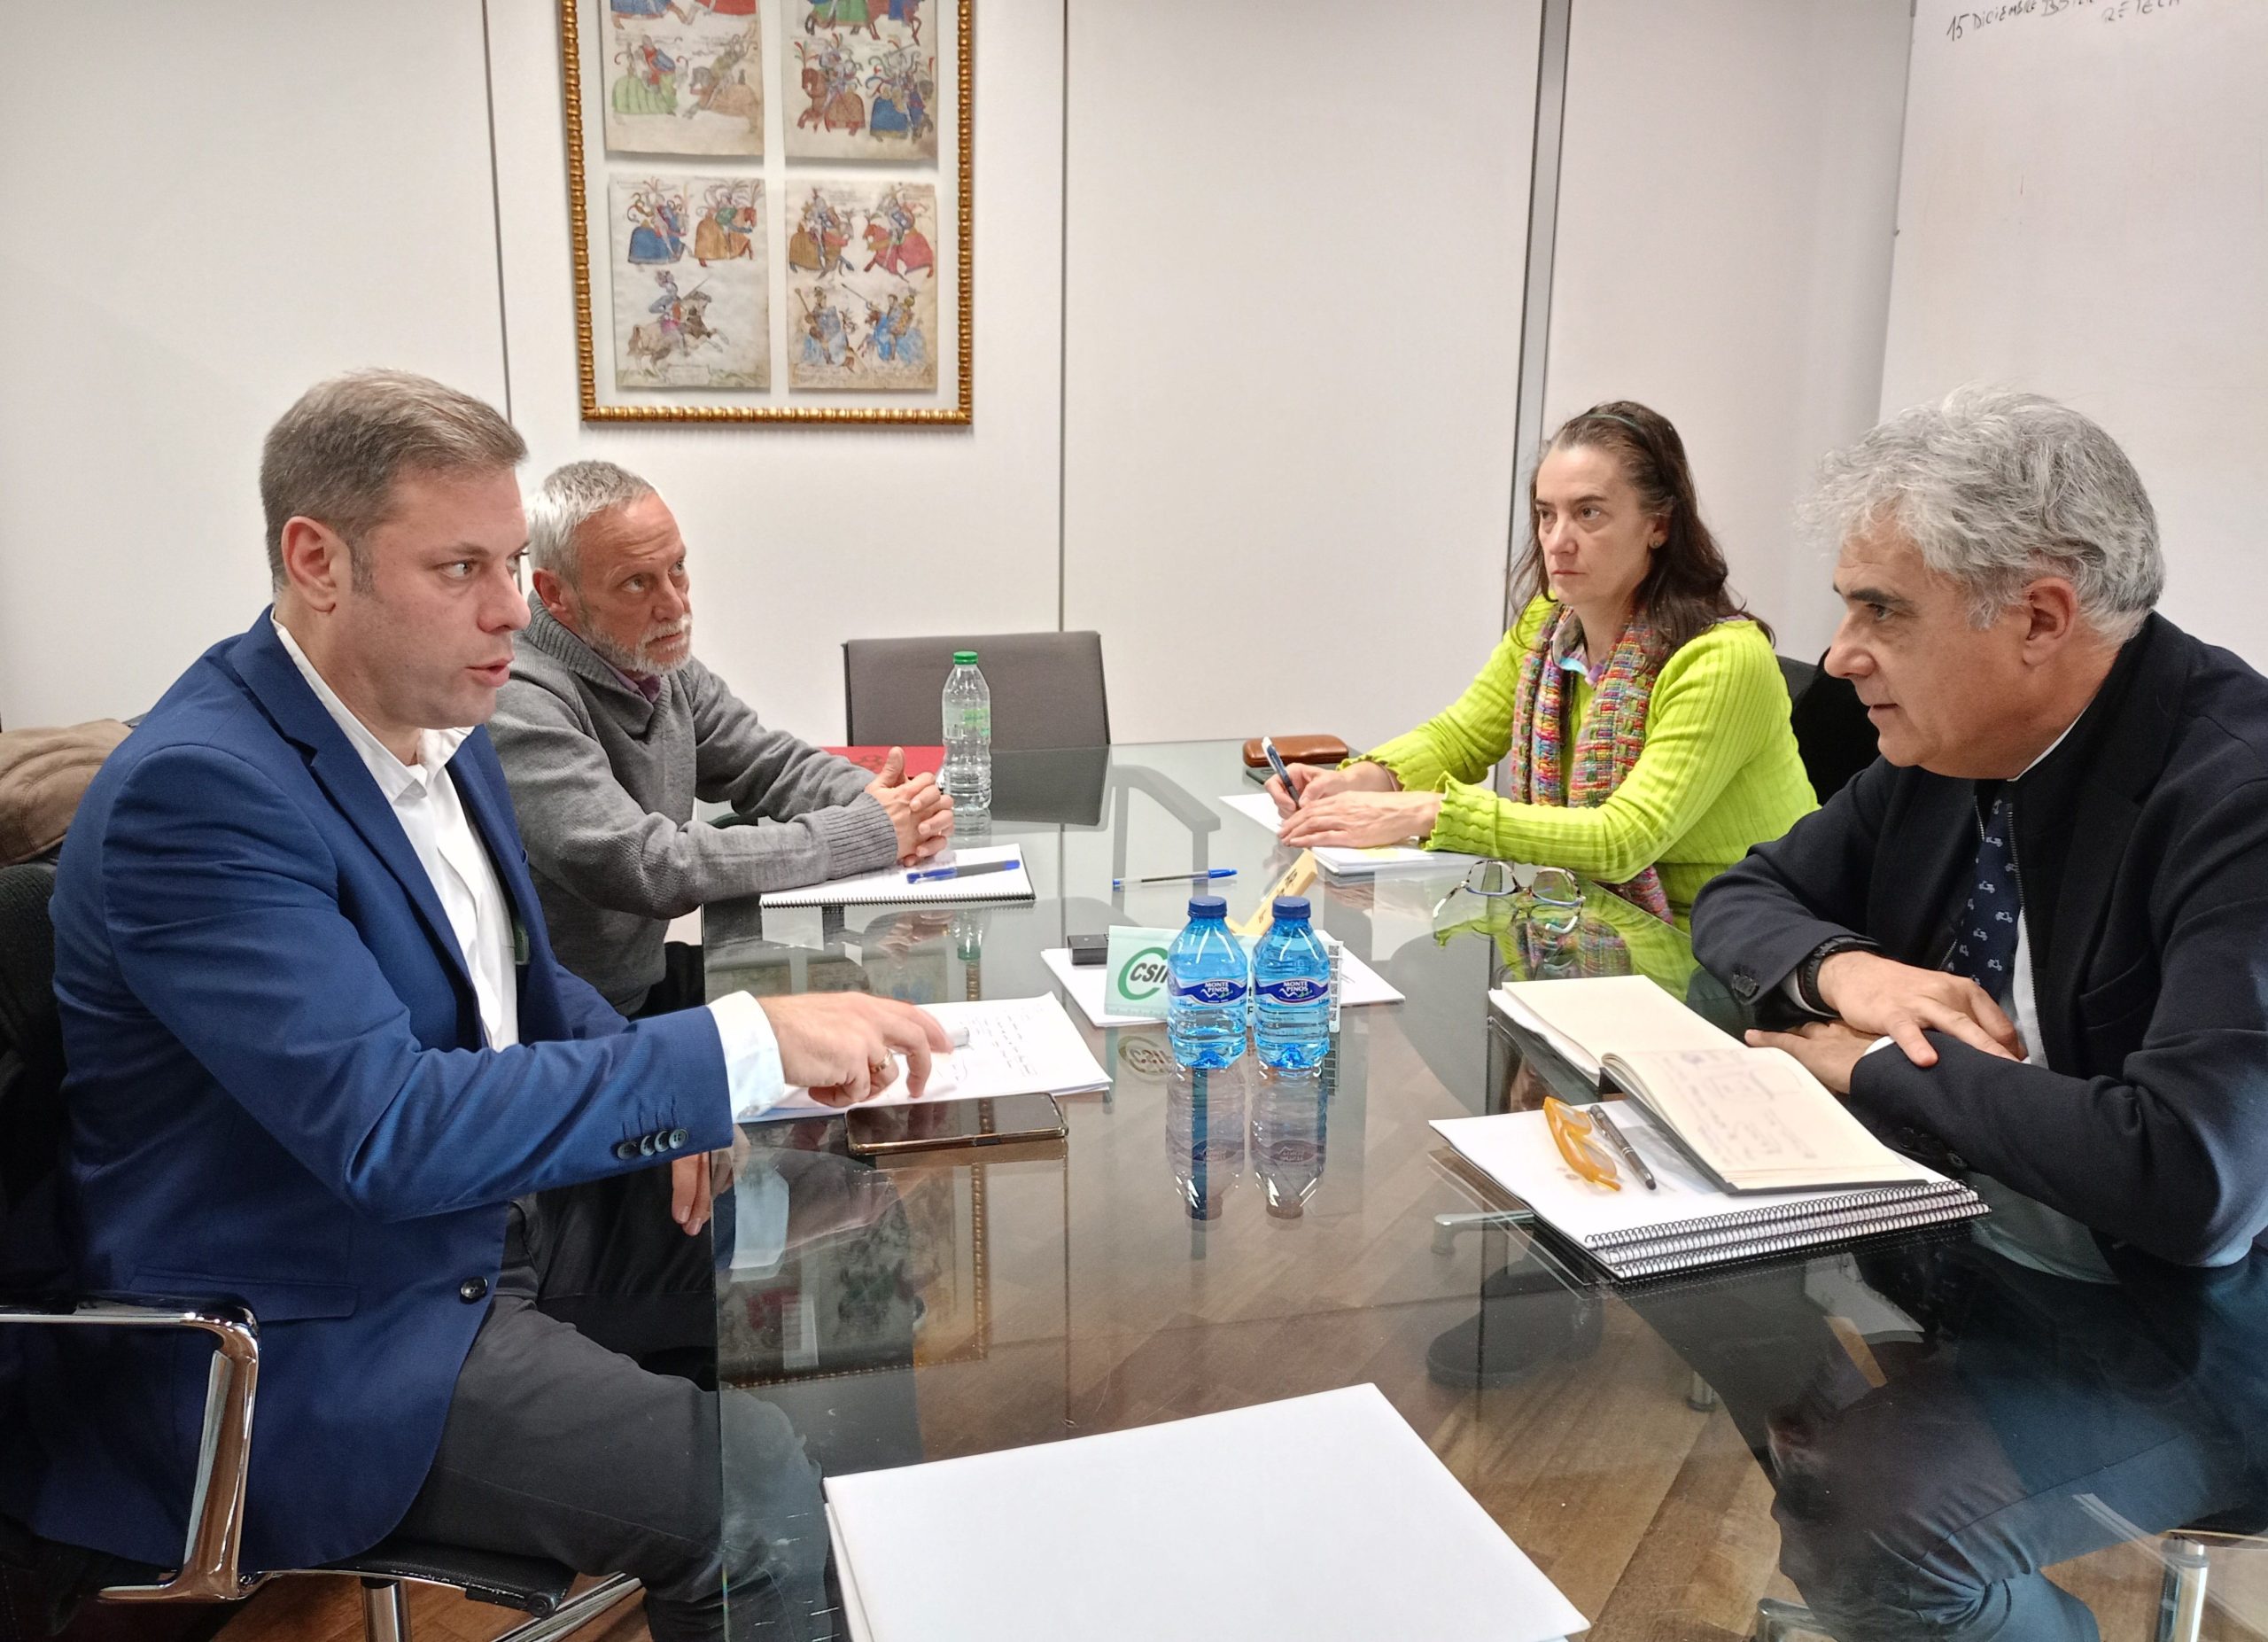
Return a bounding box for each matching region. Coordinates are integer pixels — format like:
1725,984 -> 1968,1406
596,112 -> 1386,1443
1271,895 -> 1311,922
1187,894 -> 1228,919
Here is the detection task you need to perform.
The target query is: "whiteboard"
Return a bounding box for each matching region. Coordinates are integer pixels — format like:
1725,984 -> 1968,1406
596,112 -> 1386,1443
1882,0 -> 2268,660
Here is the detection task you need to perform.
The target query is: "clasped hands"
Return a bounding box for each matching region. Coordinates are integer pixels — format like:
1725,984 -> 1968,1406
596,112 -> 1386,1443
864,746 -> 954,866
672,992 -> 951,1234
1744,950 -> 2025,1096
1265,759 -> 1443,849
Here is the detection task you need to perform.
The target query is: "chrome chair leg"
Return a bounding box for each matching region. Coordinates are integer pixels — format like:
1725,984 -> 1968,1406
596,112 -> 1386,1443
1754,1596 -> 1822,1641
361,1577 -> 412,1642
2155,1534 -> 2210,1642
1687,1370 -> 1720,1412
1431,1208 -> 1534,1255
494,1574 -> 642,1642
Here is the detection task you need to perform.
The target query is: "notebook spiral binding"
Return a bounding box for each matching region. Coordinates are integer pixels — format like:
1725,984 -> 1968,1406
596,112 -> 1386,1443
1584,1180 -> 1975,1254
1605,1198 -> 1986,1280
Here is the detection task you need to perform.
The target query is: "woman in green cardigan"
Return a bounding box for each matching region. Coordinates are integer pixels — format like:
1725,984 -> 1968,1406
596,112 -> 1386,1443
1273,400 -> 1816,926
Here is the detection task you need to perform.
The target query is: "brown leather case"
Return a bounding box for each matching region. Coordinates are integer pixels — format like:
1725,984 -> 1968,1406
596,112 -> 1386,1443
1241,735 -> 1351,769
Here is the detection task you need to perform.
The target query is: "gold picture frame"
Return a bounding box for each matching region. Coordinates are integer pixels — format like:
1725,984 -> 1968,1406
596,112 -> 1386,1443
559,0 -> 974,425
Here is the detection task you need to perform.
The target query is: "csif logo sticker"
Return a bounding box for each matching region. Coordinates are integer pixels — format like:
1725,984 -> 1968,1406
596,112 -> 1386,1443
1117,946 -> 1172,1001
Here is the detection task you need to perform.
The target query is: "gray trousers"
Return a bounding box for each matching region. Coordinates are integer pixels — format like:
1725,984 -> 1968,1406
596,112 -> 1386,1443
389,1175 -> 832,1642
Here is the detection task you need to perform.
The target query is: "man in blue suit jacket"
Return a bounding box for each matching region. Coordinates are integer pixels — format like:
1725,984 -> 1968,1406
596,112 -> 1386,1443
5,371 -> 946,1641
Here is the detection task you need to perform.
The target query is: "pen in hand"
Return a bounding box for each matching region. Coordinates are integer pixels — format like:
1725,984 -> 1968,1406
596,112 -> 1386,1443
1262,735 -> 1301,810
1591,1102 -> 1658,1191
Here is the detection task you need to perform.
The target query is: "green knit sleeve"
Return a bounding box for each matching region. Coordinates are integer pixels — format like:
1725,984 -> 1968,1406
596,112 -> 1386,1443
1424,620 -> 1786,878
1363,597 -> 1550,792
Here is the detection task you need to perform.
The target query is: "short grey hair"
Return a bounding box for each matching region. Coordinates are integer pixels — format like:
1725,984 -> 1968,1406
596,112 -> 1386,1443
1805,385 -> 2163,641
260,370 -> 525,590
526,460 -> 656,589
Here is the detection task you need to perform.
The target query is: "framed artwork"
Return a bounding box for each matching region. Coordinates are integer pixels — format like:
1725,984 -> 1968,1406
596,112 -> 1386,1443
560,0 -> 972,424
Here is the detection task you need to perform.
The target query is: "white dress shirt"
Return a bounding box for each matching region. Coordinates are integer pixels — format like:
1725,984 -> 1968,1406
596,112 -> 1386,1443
272,619 -> 788,1119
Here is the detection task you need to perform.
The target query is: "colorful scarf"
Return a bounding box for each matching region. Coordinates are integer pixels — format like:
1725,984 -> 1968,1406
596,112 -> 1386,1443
1503,603 -> 1677,924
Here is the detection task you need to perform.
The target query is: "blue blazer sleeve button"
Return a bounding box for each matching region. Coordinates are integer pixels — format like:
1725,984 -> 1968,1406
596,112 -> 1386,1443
639,1133 -> 657,1156
614,1140 -> 640,1161
668,1128 -> 689,1149
458,1276 -> 489,1303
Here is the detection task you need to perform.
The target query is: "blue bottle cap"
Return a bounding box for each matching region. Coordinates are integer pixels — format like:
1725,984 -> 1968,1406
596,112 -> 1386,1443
1271,895 -> 1311,921
1187,894 -> 1227,918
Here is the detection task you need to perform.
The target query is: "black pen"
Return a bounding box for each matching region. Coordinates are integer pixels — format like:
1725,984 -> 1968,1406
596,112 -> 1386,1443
1591,1102 -> 1658,1190
1262,735 -> 1301,809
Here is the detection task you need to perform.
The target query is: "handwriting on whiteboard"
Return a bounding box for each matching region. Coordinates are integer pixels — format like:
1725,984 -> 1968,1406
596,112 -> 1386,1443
1946,0 -> 2185,44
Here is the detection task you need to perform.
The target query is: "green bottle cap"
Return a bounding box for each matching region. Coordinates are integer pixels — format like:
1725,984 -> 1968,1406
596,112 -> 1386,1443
952,650 -> 978,665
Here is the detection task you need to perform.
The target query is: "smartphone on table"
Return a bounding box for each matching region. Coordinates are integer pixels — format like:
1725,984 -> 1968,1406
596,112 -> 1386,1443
844,1093 -> 1066,1156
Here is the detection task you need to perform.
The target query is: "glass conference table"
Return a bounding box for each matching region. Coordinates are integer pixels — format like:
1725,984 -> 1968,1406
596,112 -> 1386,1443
697,741 -> 2268,1641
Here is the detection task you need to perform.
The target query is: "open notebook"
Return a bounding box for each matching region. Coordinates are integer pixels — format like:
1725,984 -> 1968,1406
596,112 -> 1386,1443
1433,1106 -> 1984,1281
758,844 -> 1035,908
1493,977 -> 1944,1195
1218,792 -> 1483,877
823,1384 -> 1587,1642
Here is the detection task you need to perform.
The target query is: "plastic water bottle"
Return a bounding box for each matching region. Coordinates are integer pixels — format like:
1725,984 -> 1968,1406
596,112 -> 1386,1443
1252,896 -> 1332,1070
940,650 -> 991,819
1252,1062 -> 1330,1221
1166,894 -> 1248,1068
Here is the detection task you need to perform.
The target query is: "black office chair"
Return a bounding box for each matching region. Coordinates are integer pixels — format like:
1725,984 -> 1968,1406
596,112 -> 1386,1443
0,863 -> 637,1642
842,630 -> 1109,750
1778,652 -> 1877,804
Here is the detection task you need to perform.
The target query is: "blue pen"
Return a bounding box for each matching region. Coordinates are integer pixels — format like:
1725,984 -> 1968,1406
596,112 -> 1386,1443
1112,868 -> 1239,890
906,860 -> 1021,883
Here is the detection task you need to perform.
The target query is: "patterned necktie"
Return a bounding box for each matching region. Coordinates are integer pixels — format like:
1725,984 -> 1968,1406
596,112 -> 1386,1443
1949,793 -> 2021,1000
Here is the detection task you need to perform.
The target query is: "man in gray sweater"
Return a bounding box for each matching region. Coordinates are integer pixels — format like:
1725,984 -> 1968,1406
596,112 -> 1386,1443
492,460 -> 952,1014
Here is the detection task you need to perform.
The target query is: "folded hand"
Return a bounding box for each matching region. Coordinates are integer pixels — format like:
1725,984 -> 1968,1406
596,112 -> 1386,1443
1277,790 -> 1442,849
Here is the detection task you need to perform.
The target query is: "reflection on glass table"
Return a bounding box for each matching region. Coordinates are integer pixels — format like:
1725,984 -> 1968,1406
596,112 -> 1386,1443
685,741 -> 2267,1642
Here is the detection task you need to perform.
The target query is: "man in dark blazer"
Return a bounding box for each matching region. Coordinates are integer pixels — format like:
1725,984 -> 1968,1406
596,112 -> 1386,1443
1695,386 -> 2268,1271
4,371 -> 946,1642
1682,388 -> 2268,1638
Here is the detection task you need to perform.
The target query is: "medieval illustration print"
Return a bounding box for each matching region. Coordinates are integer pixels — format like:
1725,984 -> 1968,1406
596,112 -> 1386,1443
785,181 -> 937,390
609,175 -> 770,389
783,0 -> 940,161
602,0 -> 765,157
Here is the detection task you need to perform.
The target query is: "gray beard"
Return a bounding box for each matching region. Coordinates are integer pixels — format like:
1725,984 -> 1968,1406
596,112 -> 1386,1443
579,614 -> 693,679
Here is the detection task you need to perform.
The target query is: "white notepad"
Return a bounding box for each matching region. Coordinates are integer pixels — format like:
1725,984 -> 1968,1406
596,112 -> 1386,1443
1490,976 -> 1743,1082
1218,792 -> 1484,877
824,1384 -> 1588,1642
1432,1106 -> 1983,1281
757,844 -> 1034,907
1037,945 -> 1403,1028
747,995 -> 1107,1123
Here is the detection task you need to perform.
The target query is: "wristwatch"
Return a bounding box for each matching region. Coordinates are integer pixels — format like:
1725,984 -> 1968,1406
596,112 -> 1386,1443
1795,937 -> 1876,1016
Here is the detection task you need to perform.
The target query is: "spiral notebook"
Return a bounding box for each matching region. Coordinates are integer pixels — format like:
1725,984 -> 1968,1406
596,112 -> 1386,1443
1432,1106 -> 1985,1281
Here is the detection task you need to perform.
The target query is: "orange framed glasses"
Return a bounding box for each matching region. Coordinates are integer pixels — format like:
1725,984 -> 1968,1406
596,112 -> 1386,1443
1544,1096 -> 1621,1192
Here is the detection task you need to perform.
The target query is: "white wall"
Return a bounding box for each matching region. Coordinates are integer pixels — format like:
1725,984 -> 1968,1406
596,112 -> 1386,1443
485,0 -> 1065,745
1542,0 -> 1912,661
1,3 -> 1930,738
1061,1 -> 1542,751
1883,0 -> 2268,665
0,3 -> 509,728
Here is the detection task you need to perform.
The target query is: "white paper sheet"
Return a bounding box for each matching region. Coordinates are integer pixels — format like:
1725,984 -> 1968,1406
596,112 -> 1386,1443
758,844 -> 1033,907
1218,791 -> 1482,877
1037,946 -> 1402,1029
824,1384 -> 1588,1642
746,994 -> 1108,1123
